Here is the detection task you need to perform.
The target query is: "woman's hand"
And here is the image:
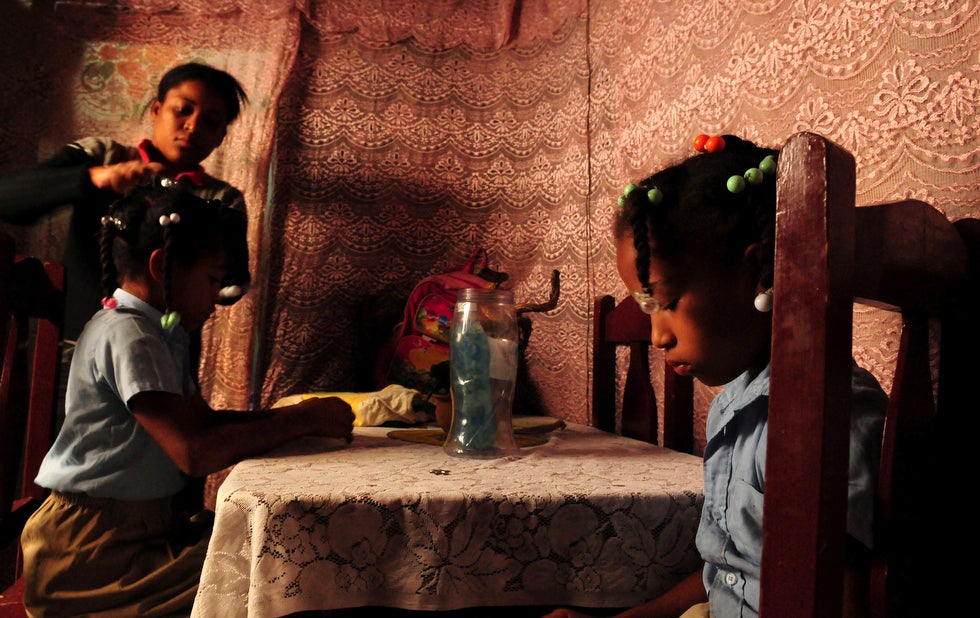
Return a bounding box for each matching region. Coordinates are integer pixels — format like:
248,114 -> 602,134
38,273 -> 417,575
89,160 -> 164,194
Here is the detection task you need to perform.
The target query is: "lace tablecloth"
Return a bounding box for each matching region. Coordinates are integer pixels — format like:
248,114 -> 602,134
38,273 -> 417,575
191,422 -> 704,618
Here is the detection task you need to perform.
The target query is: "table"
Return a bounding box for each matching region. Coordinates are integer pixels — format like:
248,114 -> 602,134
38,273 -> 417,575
191,421 -> 704,618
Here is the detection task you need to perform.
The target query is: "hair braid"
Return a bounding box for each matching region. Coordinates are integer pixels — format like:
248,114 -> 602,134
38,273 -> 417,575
626,196 -> 652,291
99,215 -> 120,300
161,215 -> 175,320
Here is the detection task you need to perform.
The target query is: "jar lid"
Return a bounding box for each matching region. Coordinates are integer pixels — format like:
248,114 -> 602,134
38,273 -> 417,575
457,287 -> 514,303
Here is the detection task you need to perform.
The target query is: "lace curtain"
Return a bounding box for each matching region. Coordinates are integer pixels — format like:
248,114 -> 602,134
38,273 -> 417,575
2,0 -> 977,440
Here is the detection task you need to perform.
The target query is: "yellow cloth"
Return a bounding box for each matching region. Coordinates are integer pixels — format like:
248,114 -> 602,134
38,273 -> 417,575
272,384 -> 425,427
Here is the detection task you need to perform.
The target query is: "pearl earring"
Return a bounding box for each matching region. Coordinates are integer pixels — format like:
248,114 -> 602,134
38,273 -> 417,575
754,288 -> 773,313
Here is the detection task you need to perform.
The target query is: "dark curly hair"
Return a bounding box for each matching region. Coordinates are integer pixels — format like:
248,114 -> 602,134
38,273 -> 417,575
614,135 -> 779,293
154,62 -> 248,124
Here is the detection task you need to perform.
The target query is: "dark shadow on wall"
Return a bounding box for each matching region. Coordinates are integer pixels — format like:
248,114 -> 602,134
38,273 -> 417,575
0,0 -> 89,261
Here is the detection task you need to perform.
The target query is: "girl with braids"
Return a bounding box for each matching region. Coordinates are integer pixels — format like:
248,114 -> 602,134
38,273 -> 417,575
543,135 -> 886,618
21,184 -> 354,618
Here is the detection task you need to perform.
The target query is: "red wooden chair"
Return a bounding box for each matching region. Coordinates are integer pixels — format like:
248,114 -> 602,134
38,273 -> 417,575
0,232 -> 65,616
592,293 -> 694,453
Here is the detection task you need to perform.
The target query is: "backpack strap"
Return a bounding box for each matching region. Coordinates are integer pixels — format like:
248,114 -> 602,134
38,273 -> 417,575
462,248 -> 488,274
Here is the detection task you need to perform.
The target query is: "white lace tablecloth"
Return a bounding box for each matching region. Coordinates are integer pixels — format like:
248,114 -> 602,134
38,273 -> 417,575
191,422 -> 704,618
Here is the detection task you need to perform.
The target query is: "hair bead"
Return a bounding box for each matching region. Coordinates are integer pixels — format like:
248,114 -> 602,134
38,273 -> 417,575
101,215 -> 126,230
159,213 -> 181,227
759,155 -> 777,175
727,175 -> 746,193
694,133 -> 726,153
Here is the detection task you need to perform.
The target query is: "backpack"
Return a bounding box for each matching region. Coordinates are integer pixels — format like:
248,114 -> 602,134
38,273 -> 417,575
373,248 -> 499,397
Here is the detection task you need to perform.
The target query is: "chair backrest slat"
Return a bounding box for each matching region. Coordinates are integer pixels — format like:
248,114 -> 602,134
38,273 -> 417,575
592,294 -> 694,451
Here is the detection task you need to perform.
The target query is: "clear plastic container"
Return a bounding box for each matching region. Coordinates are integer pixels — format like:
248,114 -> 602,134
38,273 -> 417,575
443,288 -> 519,458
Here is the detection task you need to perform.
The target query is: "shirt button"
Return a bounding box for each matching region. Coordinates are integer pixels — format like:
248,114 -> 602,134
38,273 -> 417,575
725,572 -> 737,586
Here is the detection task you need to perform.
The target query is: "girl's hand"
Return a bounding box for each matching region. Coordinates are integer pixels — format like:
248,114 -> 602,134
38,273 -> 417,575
89,160 -> 165,194
292,396 -> 356,442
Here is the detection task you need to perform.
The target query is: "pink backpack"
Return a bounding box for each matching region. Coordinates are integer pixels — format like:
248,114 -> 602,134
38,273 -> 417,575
374,248 -> 497,396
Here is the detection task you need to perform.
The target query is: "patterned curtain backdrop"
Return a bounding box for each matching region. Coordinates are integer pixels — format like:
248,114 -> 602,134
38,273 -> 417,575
2,0 -> 979,435
258,1 -> 592,412
587,0 -> 980,445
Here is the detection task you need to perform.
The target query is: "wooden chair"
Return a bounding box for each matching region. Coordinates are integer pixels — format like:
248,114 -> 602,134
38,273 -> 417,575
592,293 -> 694,453
592,132 -> 975,616
760,131 -> 975,617
0,231 -> 65,615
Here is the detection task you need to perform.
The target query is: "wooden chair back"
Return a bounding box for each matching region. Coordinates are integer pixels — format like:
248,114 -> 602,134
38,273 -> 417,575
760,131 -> 975,617
592,293 -> 694,453
0,231 -> 65,609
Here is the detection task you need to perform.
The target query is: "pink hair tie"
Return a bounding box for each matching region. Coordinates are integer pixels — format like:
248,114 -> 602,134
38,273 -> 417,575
101,297 -> 118,309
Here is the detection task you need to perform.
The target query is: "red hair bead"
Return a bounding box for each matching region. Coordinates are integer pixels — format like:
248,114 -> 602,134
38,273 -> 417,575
705,135 -> 726,152
693,134 -> 710,152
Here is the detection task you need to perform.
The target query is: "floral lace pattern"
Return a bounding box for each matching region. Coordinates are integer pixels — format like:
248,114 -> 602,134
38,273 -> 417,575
2,1 -> 977,439
192,425 -> 704,617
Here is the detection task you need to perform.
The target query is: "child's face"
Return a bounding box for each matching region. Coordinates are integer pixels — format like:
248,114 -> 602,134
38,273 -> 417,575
616,234 -> 771,387
170,249 -> 227,332
149,79 -> 230,170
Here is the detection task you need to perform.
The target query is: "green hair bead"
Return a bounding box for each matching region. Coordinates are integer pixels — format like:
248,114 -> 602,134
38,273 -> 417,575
727,175 -> 746,193
759,154 -> 777,175
744,167 -> 764,185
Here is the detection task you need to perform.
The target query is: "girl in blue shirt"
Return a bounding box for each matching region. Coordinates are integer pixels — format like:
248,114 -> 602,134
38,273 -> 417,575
545,135 -> 885,618
21,183 -> 355,617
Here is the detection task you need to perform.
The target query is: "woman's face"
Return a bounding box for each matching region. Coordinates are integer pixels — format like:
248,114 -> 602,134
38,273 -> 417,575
616,233 -> 771,387
149,79 -> 229,171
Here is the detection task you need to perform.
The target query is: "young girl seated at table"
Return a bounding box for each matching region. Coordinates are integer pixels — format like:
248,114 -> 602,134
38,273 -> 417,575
544,134 -> 886,618
20,182 -> 355,617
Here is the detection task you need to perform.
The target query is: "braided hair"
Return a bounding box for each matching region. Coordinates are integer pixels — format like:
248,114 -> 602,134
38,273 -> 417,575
99,182 -> 227,327
614,135 -> 779,294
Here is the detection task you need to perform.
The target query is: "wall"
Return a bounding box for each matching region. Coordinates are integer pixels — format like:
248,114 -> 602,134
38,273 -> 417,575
2,1 -> 978,434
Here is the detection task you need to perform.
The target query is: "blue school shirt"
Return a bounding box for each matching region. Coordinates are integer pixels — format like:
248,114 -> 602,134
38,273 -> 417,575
35,289 -> 196,501
696,362 -> 887,618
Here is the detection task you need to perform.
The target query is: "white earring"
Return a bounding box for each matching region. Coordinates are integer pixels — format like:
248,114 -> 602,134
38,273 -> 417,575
754,288 -> 773,313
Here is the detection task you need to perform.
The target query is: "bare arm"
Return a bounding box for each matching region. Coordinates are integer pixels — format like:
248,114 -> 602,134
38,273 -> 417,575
129,390 -> 355,478
541,569 -> 706,618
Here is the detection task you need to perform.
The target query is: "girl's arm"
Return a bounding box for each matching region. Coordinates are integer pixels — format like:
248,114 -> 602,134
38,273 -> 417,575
129,390 -> 355,478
